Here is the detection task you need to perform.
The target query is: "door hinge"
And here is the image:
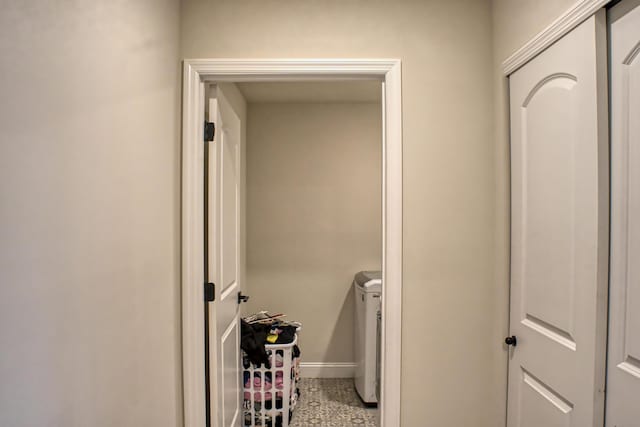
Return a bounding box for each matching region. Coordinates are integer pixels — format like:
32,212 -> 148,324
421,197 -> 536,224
204,121 -> 215,142
204,282 -> 215,302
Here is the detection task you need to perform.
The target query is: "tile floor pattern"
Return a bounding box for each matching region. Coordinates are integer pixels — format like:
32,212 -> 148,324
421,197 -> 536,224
290,378 -> 377,427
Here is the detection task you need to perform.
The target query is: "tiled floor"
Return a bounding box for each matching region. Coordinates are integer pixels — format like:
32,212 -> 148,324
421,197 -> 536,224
290,378 -> 377,427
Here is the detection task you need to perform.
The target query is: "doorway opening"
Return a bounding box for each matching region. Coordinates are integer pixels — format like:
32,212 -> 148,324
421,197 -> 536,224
181,60 -> 402,427
237,80 -> 381,426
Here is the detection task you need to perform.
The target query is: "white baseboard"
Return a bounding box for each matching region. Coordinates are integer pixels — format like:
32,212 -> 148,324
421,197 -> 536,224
299,362 -> 356,378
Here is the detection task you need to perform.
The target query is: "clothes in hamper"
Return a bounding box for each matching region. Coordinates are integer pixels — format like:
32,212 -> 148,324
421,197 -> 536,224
244,372 -> 285,391
244,412 -> 288,427
241,318 -> 300,368
270,325 -> 297,345
241,320 -> 271,367
244,398 -> 287,411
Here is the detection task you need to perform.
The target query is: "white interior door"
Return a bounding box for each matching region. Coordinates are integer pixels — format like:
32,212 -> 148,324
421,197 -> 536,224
607,1 -> 640,425
208,86 -> 243,427
507,12 -> 609,427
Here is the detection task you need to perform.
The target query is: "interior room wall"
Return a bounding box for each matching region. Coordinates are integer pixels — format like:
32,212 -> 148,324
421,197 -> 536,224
245,102 -> 382,366
489,0 -> 582,422
0,1 -> 182,426
180,1 -> 500,425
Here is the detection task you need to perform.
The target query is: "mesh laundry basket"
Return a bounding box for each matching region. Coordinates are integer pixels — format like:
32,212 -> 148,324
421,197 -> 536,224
242,334 -> 300,427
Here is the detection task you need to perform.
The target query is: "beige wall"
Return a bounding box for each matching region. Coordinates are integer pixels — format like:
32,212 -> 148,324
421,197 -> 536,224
245,102 -> 382,364
490,0 -> 583,425
0,1 -> 182,426
0,0 -> 585,424
181,1 -> 500,425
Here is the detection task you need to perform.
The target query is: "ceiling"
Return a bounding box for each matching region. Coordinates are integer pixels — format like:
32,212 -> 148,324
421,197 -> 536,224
236,80 -> 382,104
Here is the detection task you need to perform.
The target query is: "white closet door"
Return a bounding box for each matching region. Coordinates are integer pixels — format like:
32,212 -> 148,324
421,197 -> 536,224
607,1 -> 640,425
507,11 -> 609,427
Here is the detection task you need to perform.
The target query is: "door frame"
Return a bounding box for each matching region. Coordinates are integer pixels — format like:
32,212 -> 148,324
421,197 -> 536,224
181,59 -> 402,427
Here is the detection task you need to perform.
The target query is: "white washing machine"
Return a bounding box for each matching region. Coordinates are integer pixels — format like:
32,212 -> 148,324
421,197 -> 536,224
353,270 -> 381,404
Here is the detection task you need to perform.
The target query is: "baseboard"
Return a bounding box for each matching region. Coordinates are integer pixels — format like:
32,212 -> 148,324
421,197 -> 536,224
299,362 -> 356,378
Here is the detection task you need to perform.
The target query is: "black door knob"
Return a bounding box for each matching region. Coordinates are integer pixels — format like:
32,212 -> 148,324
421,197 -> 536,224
237,292 -> 250,304
505,335 -> 517,347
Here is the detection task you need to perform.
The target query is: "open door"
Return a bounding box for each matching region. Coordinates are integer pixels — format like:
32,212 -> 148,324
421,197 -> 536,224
607,1 -> 640,425
207,86 -> 244,427
506,11 -> 609,427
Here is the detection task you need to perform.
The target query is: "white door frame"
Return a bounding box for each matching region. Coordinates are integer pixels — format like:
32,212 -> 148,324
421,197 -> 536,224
181,59 -> 402,427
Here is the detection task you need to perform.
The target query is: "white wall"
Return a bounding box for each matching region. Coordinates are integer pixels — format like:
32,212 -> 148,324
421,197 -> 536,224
0,1 -> 182,426
181,1 -> 499,425
245,102 -> 382,365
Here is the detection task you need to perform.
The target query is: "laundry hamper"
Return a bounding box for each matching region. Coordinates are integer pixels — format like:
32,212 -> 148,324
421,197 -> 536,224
242,334 -> 300,427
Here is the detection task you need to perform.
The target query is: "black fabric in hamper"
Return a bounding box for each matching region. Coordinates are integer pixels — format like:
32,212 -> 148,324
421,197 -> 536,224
241,320 -> 271,367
